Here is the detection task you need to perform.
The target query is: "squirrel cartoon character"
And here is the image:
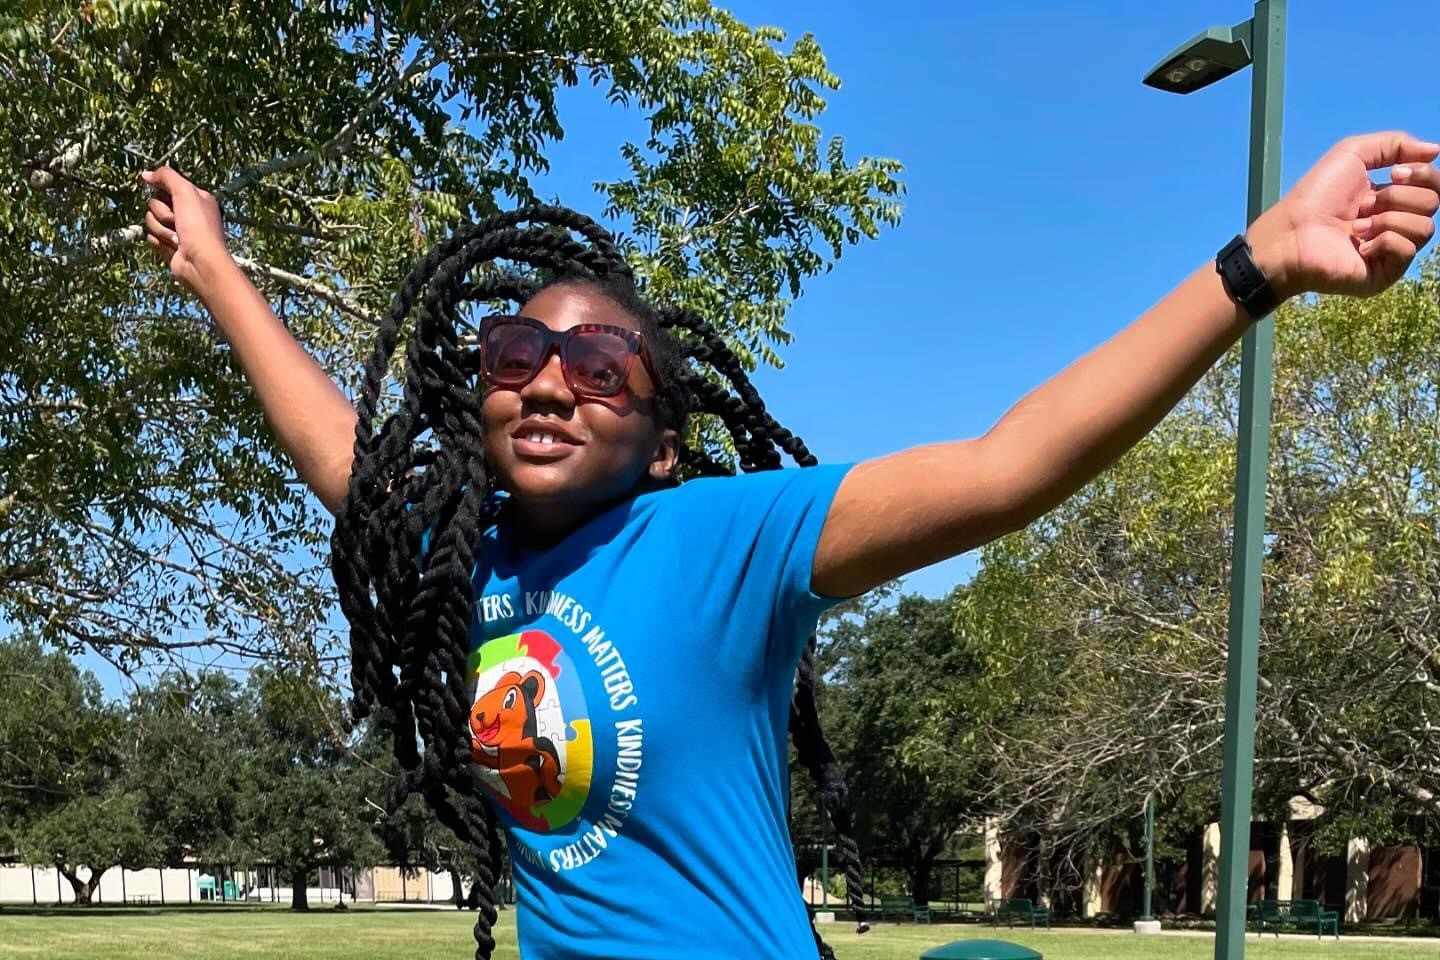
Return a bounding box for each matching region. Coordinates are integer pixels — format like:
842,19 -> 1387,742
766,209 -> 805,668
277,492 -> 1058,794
470,669 -> 564,807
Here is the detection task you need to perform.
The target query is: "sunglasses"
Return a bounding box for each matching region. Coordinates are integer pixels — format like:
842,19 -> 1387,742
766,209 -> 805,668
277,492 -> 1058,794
475,315 -> 661,398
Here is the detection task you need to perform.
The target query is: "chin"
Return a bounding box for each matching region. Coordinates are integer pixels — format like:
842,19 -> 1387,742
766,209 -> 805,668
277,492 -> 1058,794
503,463 -> 587,502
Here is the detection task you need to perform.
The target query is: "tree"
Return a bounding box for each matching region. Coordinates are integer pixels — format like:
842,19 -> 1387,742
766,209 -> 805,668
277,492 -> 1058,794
237,667 -> 378,910
355,720 -> 500,910
1,1 -> 903,671
0,635 -> 150,904
21,790 -> 153,905
126,672 -> 249,868
796,589 -> 988,904
936,258 -> 1440,857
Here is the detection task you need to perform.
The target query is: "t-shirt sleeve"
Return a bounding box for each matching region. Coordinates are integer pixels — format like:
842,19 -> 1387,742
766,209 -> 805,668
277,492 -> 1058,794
662,463 -> 854,678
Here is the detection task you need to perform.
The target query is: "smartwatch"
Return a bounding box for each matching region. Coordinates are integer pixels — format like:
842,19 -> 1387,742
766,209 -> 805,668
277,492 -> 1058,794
1216,235 -> 1281,320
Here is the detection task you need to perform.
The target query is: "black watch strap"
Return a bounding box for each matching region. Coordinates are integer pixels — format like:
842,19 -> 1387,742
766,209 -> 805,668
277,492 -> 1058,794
1216,235 -> 1281,320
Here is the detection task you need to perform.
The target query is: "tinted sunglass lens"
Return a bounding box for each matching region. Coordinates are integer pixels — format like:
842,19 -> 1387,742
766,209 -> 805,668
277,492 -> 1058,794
485,324 -> 544,384
568,332 -> 632,395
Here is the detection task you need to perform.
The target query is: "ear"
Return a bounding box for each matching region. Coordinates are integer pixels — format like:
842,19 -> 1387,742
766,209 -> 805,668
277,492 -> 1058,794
521,670 -> 547,706
648,427 -> 681,483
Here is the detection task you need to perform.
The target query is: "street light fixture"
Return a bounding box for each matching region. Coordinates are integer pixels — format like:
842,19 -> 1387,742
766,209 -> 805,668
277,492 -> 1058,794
1142,25 -> 1253,94
1142,4 -> 1287,960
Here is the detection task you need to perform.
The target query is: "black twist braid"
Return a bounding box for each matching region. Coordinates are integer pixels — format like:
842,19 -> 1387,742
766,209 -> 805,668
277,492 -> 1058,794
332,206 -> 863,959
792,638 -> 869,930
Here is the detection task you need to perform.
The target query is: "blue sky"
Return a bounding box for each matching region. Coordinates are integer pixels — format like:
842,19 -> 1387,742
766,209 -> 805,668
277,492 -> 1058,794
530,0 -> 1439,596
75,1 -> 1439,694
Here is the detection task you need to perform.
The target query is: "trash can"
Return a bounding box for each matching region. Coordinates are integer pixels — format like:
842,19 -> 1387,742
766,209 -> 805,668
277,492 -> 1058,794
920,940 -> 1042,960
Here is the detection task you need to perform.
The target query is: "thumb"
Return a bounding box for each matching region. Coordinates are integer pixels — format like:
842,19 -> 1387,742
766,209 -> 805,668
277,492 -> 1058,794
142,166 -> 195,198
1338,131 -> 1440,171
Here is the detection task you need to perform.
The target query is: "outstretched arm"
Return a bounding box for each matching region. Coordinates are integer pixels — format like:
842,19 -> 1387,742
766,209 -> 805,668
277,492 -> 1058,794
143,167 -> 358,514
813,132 -> 1440,598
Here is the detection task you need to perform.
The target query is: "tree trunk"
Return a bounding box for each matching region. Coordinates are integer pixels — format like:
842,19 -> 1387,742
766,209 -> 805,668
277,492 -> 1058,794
59,866 -> 106,906
910,858 -> 935,907
450,869 -> 465,909
289,865 -> 309,911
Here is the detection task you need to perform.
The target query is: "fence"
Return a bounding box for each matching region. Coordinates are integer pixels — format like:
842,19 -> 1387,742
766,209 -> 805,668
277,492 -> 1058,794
0,863 -> 514,907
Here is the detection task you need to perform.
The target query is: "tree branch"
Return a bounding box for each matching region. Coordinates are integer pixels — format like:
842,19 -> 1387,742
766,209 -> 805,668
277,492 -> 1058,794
229,255 -> 377,325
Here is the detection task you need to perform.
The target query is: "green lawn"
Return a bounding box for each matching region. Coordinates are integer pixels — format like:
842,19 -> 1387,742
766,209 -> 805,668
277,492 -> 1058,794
0,907 -> 1432,959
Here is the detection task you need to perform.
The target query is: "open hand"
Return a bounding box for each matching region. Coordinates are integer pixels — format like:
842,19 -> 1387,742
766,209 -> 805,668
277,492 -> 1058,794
1248,132 -> 1439,300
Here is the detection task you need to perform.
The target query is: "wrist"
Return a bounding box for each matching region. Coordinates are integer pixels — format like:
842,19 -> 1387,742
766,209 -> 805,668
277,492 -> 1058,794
1244,214 -> 1300,302
188,244 -> 242,299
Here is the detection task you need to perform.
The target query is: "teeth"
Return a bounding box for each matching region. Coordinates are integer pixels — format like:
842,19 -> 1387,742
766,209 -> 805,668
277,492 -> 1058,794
524,431 -> 558,445
541,435 -> 554,445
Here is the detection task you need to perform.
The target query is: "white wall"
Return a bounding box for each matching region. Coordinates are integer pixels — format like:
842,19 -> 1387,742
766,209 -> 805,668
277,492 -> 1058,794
0,865 -> 208,904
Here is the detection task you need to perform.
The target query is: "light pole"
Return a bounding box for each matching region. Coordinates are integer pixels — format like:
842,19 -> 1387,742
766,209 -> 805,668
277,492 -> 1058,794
820,802 -> 829,909
1142,792 -> 1155,923
1142,4 -> 1287,960
1136,752 -> 1159,934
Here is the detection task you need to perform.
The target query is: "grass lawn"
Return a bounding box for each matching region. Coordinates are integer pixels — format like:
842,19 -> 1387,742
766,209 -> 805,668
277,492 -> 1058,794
1,906 -> 1434,959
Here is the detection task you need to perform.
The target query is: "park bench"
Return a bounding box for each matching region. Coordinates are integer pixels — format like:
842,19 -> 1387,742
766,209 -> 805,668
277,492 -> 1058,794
1252,898 -> 1339,939
878,894 -> 911,921
990,897 -> 1051,929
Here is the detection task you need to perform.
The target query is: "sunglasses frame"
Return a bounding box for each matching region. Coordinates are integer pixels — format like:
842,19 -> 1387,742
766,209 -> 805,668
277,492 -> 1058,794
475,314 -> 662,399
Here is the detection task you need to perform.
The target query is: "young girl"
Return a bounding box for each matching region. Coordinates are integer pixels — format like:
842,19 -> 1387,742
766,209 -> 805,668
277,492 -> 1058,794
141,130 -> 1437,959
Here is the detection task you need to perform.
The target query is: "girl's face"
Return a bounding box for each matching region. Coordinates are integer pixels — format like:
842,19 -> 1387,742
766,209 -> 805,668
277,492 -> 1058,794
480,285 -> 679,537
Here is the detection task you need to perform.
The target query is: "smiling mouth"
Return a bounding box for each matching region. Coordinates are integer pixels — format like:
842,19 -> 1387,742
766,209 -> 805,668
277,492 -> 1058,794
476,717 -> 501,744
512,427 -> 580,461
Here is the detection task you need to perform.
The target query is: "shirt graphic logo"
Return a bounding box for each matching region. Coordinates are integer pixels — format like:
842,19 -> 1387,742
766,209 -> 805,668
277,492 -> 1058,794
468,629 -> 593,831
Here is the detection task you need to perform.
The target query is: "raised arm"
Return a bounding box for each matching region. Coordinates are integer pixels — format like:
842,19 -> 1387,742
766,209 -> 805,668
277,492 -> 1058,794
813,132 -> 1440,598
142,167 -> 357,513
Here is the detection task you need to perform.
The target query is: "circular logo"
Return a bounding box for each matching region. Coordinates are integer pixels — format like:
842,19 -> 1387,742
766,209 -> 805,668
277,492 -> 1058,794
467,630 -> 593,831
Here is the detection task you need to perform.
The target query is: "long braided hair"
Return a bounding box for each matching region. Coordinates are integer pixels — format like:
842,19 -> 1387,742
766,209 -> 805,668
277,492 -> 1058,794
330,207 -> 867,958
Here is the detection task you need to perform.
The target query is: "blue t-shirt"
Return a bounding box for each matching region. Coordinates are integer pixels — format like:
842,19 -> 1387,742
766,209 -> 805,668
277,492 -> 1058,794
464,463 -> 852,959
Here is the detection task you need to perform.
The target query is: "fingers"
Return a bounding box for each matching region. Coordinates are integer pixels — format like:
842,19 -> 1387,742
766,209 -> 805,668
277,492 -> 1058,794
144,210 -> 179,248
1363,184 -> 1440,218
141,165 -> 196,196
1358,230 -> 1418,278
147,196 -> 177,228
1392,160 -> 1440,190
1339,131 -> 1440,171
145,226 -> 176,270
1354,211 -> 1436,250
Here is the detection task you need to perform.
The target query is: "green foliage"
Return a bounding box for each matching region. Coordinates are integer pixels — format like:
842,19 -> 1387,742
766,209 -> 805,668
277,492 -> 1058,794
126,672 -> 249,865
0,636 -> 114,848
1,1 -> 902,669
0,638 -> 398,908
20,789 -> 153,903
796,588 -> 988,900
0,635 -> 147,902
237,667 -> 379,907
941,257 -> 1440,849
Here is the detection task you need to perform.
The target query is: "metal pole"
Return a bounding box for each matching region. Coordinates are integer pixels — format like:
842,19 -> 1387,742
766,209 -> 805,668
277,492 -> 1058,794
1142,794 -> 1155,921
1215,3 -> 1285,959
820,804 -> 829,908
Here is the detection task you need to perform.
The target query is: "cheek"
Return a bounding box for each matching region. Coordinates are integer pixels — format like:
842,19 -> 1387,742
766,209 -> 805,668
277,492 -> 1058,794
585,411 -> 657,469
481,395 -> 513,453
480,391 -> 509,430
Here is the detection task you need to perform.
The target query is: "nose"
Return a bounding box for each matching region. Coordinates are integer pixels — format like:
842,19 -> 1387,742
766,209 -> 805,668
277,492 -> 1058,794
519,349 -> 575,407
